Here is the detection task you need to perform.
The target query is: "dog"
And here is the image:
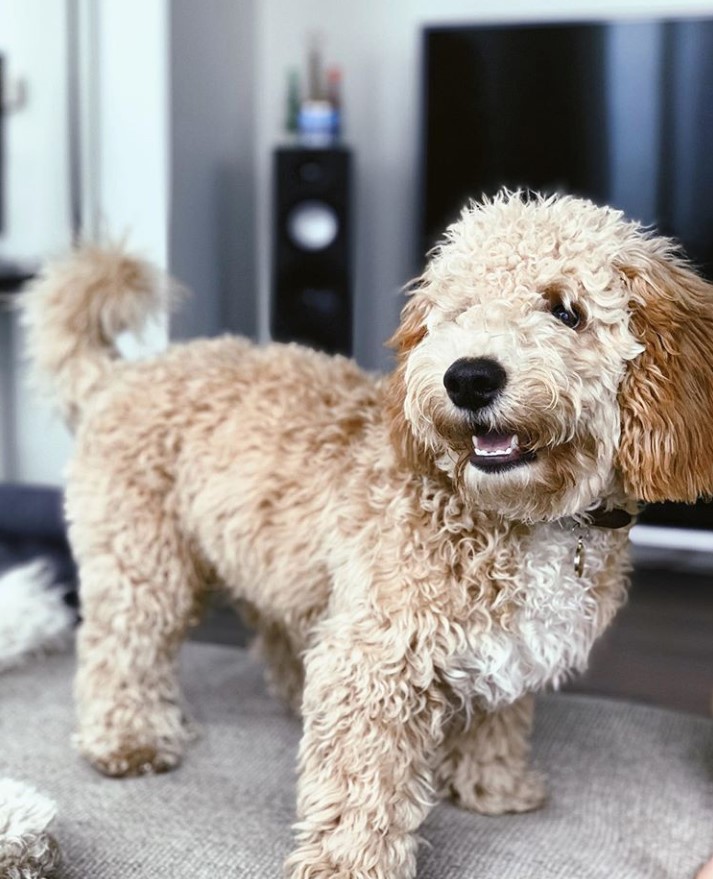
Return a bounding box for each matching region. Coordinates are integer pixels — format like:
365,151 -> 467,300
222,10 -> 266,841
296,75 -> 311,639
22,191 -> 713,879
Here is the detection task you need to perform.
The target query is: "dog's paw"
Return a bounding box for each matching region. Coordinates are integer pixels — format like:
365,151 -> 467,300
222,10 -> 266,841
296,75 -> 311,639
284,861 -> 340,879
285,855 -> 382,879
87,743 -> 182,778
285,831 -> 416,879
74,722 -> 189,778
284,847 -> 343,879
75,699 -> 194,778
451,767 -> 546,815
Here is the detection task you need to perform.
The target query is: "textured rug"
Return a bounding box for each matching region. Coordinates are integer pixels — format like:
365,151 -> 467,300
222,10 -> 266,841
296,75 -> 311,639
0,643 -> 711,878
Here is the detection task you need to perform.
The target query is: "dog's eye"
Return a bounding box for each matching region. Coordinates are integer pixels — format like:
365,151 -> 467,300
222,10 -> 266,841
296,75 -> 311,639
551,303 -> 581,329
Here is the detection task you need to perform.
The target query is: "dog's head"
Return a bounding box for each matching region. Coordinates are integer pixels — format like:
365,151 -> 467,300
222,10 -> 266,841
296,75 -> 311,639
387,192 -> 713,521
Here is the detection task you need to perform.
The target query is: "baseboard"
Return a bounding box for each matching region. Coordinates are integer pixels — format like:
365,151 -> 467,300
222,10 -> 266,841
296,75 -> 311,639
631,524 -> 713,553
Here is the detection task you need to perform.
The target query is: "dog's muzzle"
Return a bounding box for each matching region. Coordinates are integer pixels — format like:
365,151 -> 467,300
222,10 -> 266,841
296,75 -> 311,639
443,358 -> 536,473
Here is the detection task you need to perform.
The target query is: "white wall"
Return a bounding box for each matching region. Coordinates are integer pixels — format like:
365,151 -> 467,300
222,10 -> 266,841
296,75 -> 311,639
0,0 -> 71,263
254,0 -> 713,371
94,0 -> 170,272
92,0 -> 170,363
0,0 -> 73,484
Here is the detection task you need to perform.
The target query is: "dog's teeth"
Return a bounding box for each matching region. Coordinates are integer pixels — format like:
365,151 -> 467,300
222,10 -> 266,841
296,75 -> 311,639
482,449 -> 511,457
473,445 -> 515,457
472,434 -> 518,458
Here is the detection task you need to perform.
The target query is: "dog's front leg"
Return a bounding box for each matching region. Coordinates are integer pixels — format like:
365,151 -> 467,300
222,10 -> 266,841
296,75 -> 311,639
436,695 -> 545,815
285,613 -> 446,879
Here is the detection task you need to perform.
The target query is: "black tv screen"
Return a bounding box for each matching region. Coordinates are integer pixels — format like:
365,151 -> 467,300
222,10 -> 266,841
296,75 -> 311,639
422,19 -> 713,279
421,19 -> 713,532
0,55 -> 4,235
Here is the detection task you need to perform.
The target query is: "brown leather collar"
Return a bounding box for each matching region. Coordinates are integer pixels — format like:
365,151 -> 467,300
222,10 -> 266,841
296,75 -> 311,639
585,505 -> 636,530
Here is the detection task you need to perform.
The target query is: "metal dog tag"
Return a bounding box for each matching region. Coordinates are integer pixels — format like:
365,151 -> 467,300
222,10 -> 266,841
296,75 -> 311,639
574,535 -> 585,578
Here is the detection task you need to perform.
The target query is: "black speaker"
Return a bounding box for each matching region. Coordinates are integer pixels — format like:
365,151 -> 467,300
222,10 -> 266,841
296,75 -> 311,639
271,146 -> 352,355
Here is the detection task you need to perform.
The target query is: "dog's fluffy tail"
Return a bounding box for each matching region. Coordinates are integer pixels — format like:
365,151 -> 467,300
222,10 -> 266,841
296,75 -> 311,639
21,246 -> 171,427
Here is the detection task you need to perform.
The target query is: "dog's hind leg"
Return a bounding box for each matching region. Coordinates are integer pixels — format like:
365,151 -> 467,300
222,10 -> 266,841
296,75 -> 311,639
70,493 -> 203,778
436,696 -> 546,814
251,620 -> 305,713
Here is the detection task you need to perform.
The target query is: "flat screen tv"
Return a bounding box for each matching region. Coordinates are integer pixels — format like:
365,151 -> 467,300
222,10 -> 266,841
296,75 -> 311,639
421,19 -> 713,532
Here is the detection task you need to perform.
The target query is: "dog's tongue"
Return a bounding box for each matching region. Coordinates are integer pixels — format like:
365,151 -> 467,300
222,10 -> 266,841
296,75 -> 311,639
473,432 -> 518,454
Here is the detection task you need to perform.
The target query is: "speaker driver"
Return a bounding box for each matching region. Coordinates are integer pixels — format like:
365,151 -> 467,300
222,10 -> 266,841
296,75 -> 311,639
287,200 -> 339,251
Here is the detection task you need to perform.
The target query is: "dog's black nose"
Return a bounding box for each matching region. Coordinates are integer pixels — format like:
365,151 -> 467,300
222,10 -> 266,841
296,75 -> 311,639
443,358 -> 507,411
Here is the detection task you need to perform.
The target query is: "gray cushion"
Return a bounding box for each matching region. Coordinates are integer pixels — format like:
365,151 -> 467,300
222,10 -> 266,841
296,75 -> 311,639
0,643 -> 711,878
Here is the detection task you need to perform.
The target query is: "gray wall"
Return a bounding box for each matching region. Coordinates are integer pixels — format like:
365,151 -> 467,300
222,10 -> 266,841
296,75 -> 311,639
169,0 -> 257,341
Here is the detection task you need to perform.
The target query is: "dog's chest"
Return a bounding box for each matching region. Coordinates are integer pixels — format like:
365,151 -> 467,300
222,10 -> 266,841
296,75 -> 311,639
442,524 -> 615,709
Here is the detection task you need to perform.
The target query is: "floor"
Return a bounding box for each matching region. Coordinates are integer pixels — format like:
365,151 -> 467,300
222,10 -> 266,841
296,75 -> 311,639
191,547 -> 713,718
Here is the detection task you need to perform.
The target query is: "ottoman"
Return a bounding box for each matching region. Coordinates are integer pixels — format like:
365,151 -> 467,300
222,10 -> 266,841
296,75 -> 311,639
1,643 -> 711,878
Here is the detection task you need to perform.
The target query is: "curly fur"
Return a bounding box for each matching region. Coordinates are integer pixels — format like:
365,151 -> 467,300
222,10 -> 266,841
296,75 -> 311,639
0,562 -> 75,674
22,192 -> 713,879
0,779 -> 61,879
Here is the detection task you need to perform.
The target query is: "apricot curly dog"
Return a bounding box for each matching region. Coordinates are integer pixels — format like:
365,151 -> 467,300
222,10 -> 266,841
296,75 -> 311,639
23,192 -> 713,879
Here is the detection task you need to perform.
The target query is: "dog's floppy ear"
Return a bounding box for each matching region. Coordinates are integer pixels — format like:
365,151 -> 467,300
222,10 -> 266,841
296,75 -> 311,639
617,255 -> 713,502
385,287 -> 430,469
388,285 -> 430,356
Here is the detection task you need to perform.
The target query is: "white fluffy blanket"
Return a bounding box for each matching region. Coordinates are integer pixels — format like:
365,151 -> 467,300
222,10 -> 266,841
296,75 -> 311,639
0,779 -> 60,878
0,561 -> 74,876
0,560 -> 74,673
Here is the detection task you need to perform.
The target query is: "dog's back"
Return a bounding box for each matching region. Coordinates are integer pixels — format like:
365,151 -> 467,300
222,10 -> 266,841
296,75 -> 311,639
22,248 -> 389,648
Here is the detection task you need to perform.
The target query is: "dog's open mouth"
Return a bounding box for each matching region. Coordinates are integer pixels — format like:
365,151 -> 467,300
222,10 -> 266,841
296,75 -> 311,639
470,431 -> 536,473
